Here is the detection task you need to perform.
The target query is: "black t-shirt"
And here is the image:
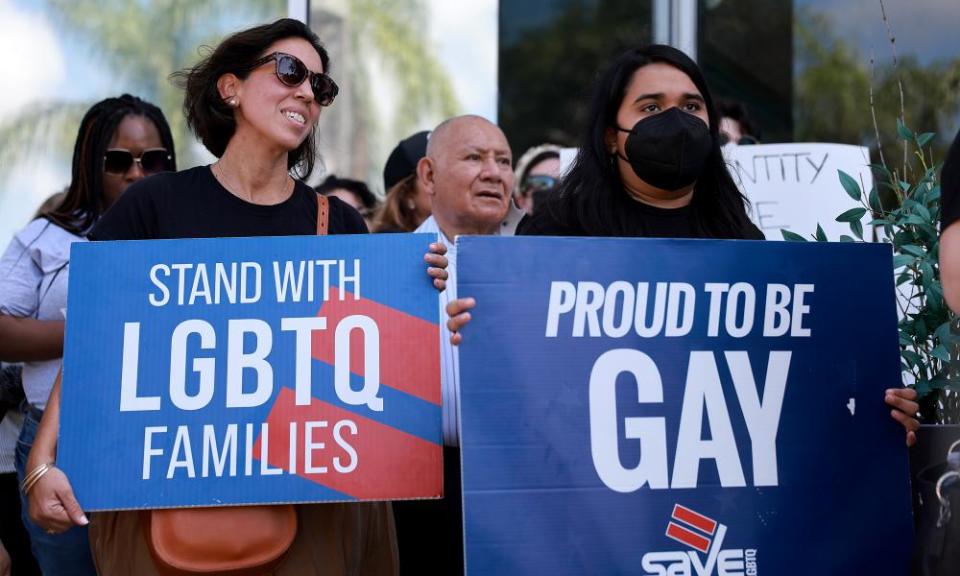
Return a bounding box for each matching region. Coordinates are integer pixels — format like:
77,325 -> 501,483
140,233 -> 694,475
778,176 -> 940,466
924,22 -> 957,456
89,165 -> 367,241
940,129 -> 960,232
518,195 -> 765,239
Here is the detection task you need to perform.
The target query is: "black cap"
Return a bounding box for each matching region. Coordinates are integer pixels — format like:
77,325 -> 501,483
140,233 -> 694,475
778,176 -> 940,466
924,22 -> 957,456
383,130 -> 430,191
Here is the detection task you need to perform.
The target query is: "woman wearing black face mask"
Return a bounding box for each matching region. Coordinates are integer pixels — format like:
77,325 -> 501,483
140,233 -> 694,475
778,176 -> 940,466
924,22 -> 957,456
518,44 -> 763,239
448,44 -> 920,446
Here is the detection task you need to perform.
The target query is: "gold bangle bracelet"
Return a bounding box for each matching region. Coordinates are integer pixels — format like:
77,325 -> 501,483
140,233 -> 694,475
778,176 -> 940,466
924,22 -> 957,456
19,463 -> 48,495
21,464 -> 51,496
19,463 -> 46,492
20,462 -> 54,496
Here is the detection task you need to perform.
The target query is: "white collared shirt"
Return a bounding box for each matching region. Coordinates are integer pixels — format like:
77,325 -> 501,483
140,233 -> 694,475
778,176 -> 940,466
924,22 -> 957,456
416,208 -> 520,446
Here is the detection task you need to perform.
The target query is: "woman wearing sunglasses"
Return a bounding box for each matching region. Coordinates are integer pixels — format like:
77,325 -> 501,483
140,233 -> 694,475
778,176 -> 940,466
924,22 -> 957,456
24,18 -> 445,576
513,143 -> 562,215
0,94 -> 174,576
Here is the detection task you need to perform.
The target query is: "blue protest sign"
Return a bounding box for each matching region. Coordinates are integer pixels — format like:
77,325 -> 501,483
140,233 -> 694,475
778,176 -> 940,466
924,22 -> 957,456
457,237 -> 912,575
59,234 -> 441,510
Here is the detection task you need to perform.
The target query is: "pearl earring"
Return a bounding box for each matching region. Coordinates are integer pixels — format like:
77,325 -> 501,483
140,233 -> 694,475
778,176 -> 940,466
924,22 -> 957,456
229,98 -> 237,106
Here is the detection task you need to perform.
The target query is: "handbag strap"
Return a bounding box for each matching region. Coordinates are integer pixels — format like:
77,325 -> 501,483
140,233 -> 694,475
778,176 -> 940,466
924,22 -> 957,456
317,195 -> 329,236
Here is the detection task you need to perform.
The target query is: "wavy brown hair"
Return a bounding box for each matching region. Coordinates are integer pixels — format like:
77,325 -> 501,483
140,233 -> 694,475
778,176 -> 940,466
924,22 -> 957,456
173,18 -> 329,179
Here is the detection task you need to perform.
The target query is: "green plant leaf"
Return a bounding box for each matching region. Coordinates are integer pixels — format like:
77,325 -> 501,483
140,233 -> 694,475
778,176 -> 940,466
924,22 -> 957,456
914,203 -> 932,222
920,260 -> 935,283
839,235 -> 855,242
838,170 -> 862,201
913,187 -> 929,206
931,345 -> 951,362
918,224 -> 939,243
815,224 -> 828,242
929,283 -> 945,311
903,350 -> 922,367
934,321 -> 953,345
781,230 -> 807,242
868,185 -> 881,212
900,319 -> 915,336
870,163 -> 894,181
850,219 -> 863,240
916,132 -> 935,148
897,118 -> 913,141
836,207 -> 867,223
892,254 -> 914,268
901,244 -> 926,257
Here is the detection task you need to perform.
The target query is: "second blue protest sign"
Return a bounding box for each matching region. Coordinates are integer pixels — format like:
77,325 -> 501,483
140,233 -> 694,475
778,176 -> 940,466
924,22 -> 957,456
457,236 -> 912,575
59,234 -> 441,510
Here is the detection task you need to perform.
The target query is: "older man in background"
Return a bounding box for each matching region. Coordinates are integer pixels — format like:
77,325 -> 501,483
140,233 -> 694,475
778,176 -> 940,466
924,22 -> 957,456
393,115 -> 522,575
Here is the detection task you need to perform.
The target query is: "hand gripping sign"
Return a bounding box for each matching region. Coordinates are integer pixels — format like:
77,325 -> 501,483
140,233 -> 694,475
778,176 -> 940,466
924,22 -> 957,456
457,236 -> 912,576
59,234 -> 441,510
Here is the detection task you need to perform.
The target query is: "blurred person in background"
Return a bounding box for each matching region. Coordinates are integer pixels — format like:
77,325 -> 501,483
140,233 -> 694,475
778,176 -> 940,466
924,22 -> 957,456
513,143 -> 561,215
0,94 -> 175,576
1,363 -> 39,576
375,131 -> 432,232
0,190 -> 79,576
315,175 -> 380,229
717,99 -> 760,145
938,129 -> 960,313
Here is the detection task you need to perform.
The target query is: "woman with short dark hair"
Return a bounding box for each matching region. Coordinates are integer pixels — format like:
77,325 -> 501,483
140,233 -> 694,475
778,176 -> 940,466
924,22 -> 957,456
24,18 -> 445,575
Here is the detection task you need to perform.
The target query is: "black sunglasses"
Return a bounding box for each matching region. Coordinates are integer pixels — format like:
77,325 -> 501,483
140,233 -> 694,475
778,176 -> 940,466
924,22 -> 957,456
248,52 -> 339,107
103,148 -> 172,175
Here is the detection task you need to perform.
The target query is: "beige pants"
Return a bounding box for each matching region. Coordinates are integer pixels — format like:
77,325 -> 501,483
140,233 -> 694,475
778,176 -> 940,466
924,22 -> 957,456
89,503 -> 398,576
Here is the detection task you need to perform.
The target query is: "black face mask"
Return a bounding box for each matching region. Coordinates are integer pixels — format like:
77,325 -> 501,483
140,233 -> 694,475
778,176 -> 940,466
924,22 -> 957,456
615,107 -> 713,191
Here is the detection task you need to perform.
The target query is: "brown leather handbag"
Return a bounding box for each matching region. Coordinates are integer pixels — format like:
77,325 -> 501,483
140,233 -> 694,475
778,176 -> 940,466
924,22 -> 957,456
142,505 -> 298,576
141,195 -> 331,576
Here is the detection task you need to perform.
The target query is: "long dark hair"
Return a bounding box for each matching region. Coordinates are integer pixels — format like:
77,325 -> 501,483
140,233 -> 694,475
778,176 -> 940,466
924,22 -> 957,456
174,18 -> 330,179
552,45 -> 757,239
42,94 -> 175,235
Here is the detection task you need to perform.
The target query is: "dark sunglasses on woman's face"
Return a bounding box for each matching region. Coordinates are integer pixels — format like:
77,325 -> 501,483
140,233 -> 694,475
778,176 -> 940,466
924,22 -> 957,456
103,148 -> 172,175
248,52 -> 339,107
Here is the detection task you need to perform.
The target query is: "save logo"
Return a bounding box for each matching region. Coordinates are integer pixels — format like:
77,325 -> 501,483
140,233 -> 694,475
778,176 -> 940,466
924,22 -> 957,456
641,504 -> 758,576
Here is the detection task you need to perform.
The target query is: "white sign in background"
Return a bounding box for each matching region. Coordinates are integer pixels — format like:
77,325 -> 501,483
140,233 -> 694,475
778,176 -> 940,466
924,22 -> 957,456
724,142 -> 874,241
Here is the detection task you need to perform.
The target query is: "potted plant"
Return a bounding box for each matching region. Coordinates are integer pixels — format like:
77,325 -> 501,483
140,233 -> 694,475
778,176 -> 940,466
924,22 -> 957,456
783,122 -> 958,423
782,119 -> 960,573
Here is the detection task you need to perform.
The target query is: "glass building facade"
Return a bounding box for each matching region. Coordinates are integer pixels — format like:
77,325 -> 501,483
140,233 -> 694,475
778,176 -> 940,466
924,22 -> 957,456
500,0 -> 959,162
